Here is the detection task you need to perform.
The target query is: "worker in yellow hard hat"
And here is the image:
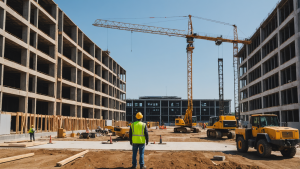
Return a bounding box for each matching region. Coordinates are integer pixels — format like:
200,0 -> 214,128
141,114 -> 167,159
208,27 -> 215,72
129,112 -> 149,169
29,125 -> 35,142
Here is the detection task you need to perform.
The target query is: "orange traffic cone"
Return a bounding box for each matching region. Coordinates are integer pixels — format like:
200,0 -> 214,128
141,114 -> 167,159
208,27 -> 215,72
48,135 -> 53,144
110,135 -> 112,144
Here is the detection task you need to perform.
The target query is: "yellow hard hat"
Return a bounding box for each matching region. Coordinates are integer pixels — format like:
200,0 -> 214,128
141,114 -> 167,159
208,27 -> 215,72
31,125 -> 34,127
136,112 -> 143,119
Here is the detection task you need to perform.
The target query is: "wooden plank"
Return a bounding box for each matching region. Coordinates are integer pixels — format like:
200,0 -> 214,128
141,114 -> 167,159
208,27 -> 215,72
16,112 -> 19,134
40,115 -> 43,132
36,114 -> 39,133
56,150 -> 89,167
44,116 -> 47,132
0,153 -> 34,164
25,113 -> 28,133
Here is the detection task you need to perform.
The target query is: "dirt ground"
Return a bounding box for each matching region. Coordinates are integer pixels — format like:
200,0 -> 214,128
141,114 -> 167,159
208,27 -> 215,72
0,127 -> 300,169
44,127 -> 235,144
0,148 -> 300,169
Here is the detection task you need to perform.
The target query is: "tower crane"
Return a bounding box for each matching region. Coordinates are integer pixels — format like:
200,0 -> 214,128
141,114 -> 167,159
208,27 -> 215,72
93,15 -> 251,133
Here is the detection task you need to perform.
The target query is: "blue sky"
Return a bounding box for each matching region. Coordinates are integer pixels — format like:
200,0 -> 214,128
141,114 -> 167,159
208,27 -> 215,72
54,0 -> 279,111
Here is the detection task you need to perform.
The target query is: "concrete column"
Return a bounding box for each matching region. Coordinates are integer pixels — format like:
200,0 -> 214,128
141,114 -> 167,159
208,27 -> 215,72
48,102 -> 54,115
96,48 -> 101,61
88,108 -> 93,118
77,88 -> 81,102
22,26 -> 29,44
49,46 -> 55,58
20,72 -> 27,91
77,51 -> 82,66
58,11 -> 63,32
77,70 -> 81,85
0,8 -> 6,30
78,32 -> 83,47
33,8 -> 39,27
70,105 -> 76,117
51,5 -> 57,20
50,24 -> 56,40
77,106 -> 81,118
56,102 -> 61,116
89,60 -> 94,73
131,100 -> 133,122
32,76 -> 37,93
71,27 -> 78,43
0,36 -> 3,58
70,87 -> 76,101
23,0 -> 30,21
71,67 -> 76,83
48,83 -> 55,97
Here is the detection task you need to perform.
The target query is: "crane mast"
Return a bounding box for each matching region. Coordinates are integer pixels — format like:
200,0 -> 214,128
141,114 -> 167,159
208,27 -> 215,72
218,58 -> 224,116
184,15 -> 194,126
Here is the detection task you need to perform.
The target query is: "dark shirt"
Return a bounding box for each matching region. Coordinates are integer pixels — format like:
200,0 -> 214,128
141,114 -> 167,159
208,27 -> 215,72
129,121 -> 149,145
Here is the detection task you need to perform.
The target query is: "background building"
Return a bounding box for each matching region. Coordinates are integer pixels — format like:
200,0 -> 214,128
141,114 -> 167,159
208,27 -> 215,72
0,0 -> 126,122
126,96 -> 231,125
238,0 -> 300,130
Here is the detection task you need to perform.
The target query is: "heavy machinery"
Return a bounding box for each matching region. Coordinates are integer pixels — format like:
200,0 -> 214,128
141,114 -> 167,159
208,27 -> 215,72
206,58 -> 237,139
235,114 -> 300,158
114,127 -> 130,139
93,15 -> 251,134
206,115 -> 236,139
174,115 -> 198,133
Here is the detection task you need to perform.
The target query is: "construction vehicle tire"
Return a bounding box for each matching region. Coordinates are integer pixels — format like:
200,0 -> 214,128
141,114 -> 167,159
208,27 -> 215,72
280,147 -> 296,158
216,131 -> 222,139
257,139 -> 272,157
227,132 -> 235,139
207,131 -> 210,137
236,136 -> 248,153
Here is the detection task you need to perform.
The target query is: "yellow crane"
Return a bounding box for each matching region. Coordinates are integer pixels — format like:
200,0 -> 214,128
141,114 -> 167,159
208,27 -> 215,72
93,15 -> 251,133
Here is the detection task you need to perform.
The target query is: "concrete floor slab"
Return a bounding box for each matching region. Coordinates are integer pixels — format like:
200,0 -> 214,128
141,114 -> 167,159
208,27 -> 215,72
27,141 -> 237,151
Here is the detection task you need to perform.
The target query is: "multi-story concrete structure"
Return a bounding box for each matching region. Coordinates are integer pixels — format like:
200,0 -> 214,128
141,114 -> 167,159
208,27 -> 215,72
238,0 -> 299,129
126,96 -> 231,125
0,0 -> 126,121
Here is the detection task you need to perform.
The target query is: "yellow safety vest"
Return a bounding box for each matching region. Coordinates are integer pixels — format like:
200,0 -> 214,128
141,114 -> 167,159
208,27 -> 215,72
29,128 -> 34,134
131,121 -> 146,144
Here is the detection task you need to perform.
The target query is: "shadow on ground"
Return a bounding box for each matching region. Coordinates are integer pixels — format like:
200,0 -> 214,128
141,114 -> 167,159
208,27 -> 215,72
223,151 -> 292,161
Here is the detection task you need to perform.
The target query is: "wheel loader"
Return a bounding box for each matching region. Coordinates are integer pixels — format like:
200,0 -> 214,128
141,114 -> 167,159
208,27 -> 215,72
206,115 -> 236,139
235,114 -> 300,158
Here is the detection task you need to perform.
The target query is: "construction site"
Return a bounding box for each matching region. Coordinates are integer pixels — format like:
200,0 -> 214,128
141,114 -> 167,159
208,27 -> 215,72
0,0 -> 300,168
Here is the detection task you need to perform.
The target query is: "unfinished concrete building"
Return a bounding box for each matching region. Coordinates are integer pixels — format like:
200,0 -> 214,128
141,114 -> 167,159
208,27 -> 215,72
126,96 -> 231,125
238,0 -> 300,130
0,0 -> 126,133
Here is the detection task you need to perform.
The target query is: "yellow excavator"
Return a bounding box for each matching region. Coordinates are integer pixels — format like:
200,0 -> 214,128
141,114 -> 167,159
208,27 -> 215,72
174,115 -> 198,133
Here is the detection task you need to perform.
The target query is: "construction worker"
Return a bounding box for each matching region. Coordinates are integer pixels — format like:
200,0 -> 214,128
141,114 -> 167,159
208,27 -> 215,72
29,125 -> 35,142
129,112 -> 149,169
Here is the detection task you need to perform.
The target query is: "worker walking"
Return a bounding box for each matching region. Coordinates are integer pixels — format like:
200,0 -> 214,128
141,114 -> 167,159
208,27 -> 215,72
129,112 -> 149,169
29,125 -> 35,142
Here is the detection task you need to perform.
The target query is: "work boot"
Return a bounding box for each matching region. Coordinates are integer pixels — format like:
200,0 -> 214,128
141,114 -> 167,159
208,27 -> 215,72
131,166 -> 137,169
141,165 -> 146,169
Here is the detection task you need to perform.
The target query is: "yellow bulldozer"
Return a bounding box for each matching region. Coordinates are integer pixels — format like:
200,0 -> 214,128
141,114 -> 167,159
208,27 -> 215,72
206,115 -> 236,139
235,114 -> 300,158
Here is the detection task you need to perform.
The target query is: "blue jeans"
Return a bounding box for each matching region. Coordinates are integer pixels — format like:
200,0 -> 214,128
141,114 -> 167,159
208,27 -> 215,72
30,133 -> 35,141
132,144 -> 145,167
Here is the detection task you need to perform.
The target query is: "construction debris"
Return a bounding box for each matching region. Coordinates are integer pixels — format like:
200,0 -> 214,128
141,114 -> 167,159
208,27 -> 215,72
56,150 -> 89,167
213,156 -> 225,161
0,153 -> 34,164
